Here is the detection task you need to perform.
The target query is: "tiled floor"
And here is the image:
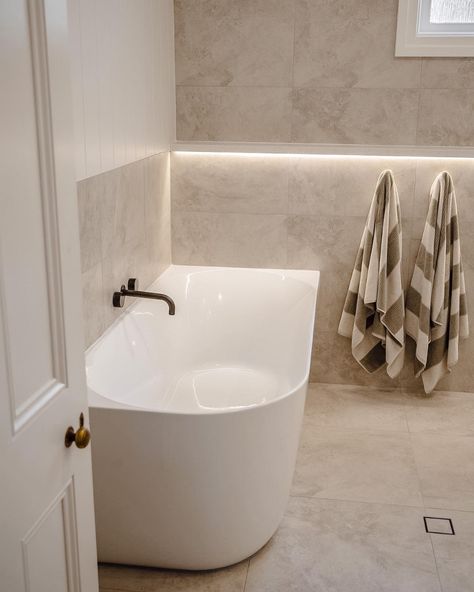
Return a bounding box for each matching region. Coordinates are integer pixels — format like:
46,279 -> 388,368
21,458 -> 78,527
99,383 -> 474,592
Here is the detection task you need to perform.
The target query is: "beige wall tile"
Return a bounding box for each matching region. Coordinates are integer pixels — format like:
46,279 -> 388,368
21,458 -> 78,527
172,153 -> 290,214
172,211 -> 288,267
78,153 -> 171,349
176,86 -> 292,141
294,0 -> 421,89
292,88 -> 419,144
310,329 -> 398,387
144,153 -> 172,286
171,153 -> 474,392
417,90 -> 474,146
287,214 -> 365,272
175,0 -> 294,86
421,58 -> 474,89
174,3 -> 474,147
288,157 -> 416,218
77,177 -> 102,273
101,237 -> 148,330
313,271 -> 351,333
81,262 -> 107,349
413,158 -> 474,221
99,159 -> 146,259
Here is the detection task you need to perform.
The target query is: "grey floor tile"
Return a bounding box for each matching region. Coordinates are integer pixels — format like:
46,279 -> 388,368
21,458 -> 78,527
426,508 -> 474,592
305,383 -> 409,433
411,433 -> 474,512
98,561 -> 248,592
292,427 -> 423,507
245,497 -> 441,592
405,391 -> 474,436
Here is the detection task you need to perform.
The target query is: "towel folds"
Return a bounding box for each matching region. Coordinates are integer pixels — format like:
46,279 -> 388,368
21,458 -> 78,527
338,170 -> 405,378
405,171 -> 469,393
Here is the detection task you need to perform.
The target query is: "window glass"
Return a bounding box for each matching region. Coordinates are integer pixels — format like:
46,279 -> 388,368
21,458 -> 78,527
430,0 -> 474,24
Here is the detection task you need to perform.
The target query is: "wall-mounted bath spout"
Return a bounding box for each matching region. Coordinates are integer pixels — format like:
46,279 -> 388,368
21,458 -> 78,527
113,278 -> 175,315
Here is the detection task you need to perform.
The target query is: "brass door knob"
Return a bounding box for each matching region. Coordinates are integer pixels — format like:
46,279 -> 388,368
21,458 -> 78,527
65,413 -> 91,449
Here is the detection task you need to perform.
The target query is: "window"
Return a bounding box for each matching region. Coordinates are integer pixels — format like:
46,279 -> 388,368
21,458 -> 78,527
396,0 -> 474,56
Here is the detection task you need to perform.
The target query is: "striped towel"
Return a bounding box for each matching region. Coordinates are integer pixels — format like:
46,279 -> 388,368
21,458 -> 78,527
338,170 -> 405,378
406,171 -> 469,394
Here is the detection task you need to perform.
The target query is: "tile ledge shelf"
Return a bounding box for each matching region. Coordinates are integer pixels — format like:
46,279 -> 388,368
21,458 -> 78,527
172,141 -> 474,160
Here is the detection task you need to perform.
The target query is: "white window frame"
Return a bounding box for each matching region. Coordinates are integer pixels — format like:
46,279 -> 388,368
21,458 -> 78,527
396,0 -> 474,56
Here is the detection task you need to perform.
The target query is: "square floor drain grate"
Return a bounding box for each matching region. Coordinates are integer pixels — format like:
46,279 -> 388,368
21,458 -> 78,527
424,516 -> 455,535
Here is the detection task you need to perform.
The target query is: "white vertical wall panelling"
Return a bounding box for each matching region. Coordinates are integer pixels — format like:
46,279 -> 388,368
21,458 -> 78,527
67,0 -> 86,180
79,0 -> 102,176
67,0 -> 176,180
96,0 -> 114,173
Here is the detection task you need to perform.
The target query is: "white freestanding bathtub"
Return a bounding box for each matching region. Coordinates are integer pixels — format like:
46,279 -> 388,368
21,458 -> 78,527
87,265 -> 319,570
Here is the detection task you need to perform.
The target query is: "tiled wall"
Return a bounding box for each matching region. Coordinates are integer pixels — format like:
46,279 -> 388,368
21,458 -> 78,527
171,153 -> 474,392
79,152 -> 171,348
174,0 -> 474,146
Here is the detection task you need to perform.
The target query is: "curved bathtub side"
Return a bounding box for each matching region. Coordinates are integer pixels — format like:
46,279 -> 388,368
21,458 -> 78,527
90,381 -> 307,570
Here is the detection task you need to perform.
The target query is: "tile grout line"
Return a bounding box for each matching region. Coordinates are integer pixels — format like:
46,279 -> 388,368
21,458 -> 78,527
242,558 -> 251,592
289,0 -> 297,142
288,493 -> 425,511
405,424 -> 445,590
427,529 -> 446,592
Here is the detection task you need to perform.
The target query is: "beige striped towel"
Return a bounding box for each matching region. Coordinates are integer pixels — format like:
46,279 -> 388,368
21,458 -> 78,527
338,170 -> 405,377
406,172 -> 469,394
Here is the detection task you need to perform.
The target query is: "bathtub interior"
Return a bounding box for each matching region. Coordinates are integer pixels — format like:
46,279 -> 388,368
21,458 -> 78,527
86,266 -> 319,413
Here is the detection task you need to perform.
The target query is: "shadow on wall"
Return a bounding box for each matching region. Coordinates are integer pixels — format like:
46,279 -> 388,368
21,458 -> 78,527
171,152 -> 474,393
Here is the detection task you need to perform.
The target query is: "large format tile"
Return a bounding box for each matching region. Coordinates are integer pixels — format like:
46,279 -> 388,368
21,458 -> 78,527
245,497 -> 441,592
171,211 -> 287,267
310,330 -> 398,388
427,508 -> 474,592
292,428 -> 423,506
305,383 -> 409,433
411,433 -> 474,511
292,88 -> 419,145
400,328 -> 474,395
143,153 -> 171,287
78,176 -> 102,273
294,0 -> 421,89
172,153 -> 290,214
421,58 -> 474,89
100,159 -> 146,258
81,262 -> 107,349
312,271 -> 351,333
176,86 -> 292,142
287,215 -> 365,273
99,561 -> 248,592
406,390 -> 474,435
101,237 -> 148,329
417,89 -> 474,146
413,158 -> 474,225
288,156 -> 416,218
174,0 -> 294,87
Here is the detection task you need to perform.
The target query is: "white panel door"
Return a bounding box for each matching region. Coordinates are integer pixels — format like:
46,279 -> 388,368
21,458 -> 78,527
0,1 -> 98,591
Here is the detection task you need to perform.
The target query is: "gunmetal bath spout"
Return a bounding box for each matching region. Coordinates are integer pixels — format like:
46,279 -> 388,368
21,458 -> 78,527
113,278 -> 175,315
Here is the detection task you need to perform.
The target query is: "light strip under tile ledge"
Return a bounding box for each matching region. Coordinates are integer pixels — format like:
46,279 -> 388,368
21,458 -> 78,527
172,141 -> 474,160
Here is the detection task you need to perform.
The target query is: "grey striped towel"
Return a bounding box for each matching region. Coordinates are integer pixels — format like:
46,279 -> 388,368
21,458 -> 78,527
406,171 -> 469,394
338,170 -> 405,377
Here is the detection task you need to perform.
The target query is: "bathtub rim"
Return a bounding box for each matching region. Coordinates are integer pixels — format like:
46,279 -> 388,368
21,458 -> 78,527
86,264 -> 319,416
